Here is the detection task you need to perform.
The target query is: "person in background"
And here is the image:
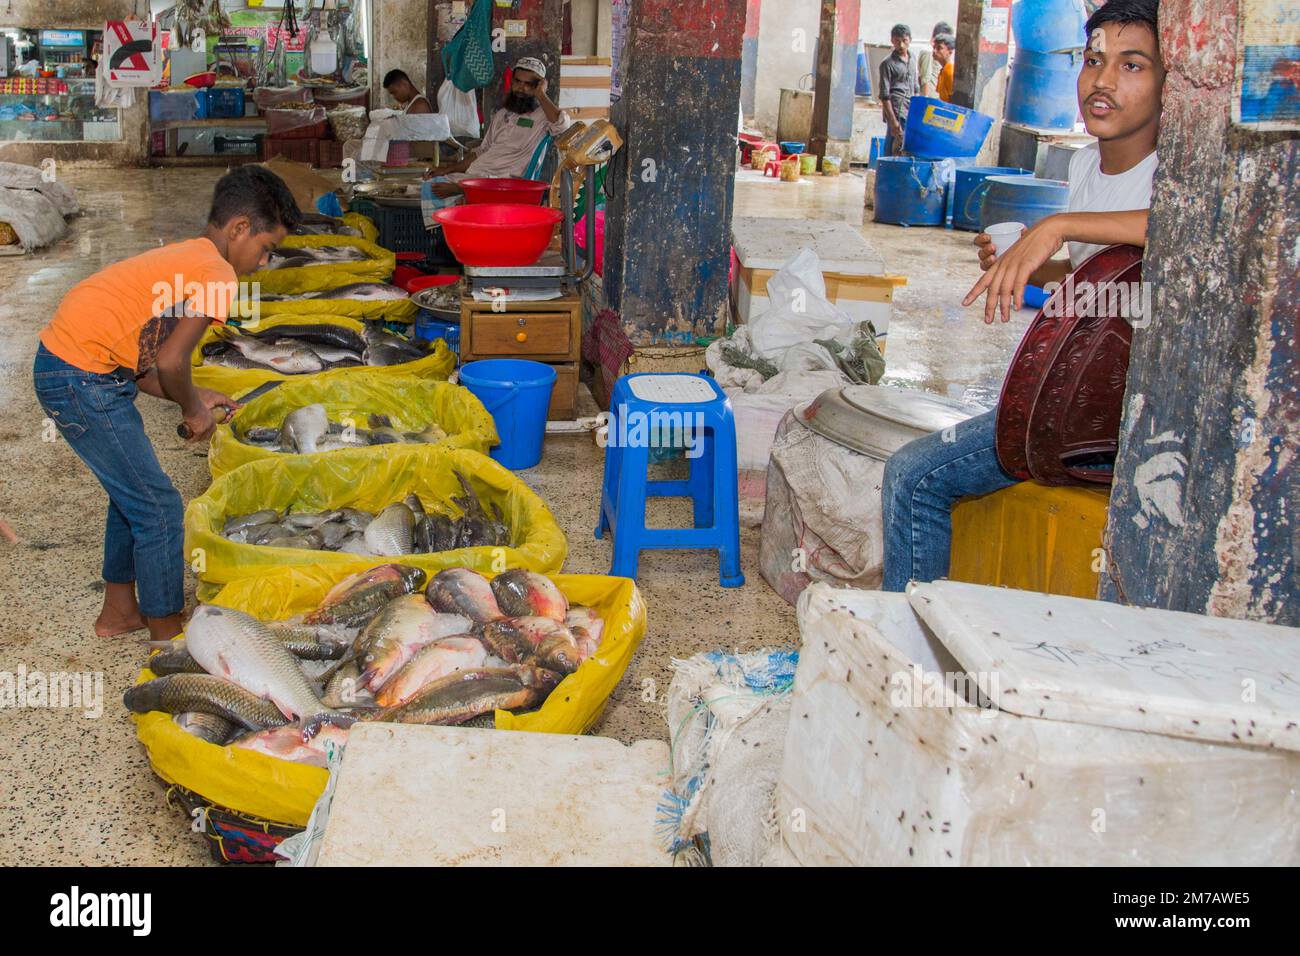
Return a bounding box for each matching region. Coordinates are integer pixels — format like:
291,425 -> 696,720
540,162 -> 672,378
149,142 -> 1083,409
880,0 -> 1164,593
33,167 -> 302,641
934,33 -> 956,102
421,57 -> 571,205
918,21 -> 954,97
382,69 -> 432,114
81,56 -> 97,77
879,24 -> 918,157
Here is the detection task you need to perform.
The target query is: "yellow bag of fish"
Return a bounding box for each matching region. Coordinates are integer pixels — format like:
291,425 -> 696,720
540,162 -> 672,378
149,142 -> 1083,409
192,312 -> 454,398
130,565 -> 646,826
186,445 -> 567,600
292,210 -> 379,245
208,373 -> 499,479
245,234 -> 396,296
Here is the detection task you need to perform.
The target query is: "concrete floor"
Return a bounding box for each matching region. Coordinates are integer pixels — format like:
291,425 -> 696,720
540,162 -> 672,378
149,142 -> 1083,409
0,166 -> 1026,865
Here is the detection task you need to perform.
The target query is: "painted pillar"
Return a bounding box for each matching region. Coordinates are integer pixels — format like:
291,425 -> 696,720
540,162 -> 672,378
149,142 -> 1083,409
1100,0 -> 1299,625
951,0 -> 1010,117
740,0 -> 762,120
603,0 -> 748,344
828,0 -> 859,141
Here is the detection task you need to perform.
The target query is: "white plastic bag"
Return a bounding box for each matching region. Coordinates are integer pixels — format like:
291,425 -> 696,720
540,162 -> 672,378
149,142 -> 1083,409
438,79 -> 480,139
748,248 -> 856,361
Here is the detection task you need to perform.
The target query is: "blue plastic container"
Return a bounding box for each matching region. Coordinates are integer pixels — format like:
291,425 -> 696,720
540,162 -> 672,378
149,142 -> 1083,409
1005,49 -> 1083,130
903,96 -> 994,159
458,359 -> 556,469
1011,0 -> 1087,52
779,141 -> 805,155
874,157 -> 949,227
205,87 -> 246,119
855,47 -> 872,95
952,165 -> 1032,231
868,135 -> 887,169
413,312 -> 461,358
979,175 -> 1069,231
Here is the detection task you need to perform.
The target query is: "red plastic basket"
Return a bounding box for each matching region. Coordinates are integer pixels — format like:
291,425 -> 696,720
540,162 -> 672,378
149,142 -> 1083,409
433,204 -> 563,267
459,177 -> 549,205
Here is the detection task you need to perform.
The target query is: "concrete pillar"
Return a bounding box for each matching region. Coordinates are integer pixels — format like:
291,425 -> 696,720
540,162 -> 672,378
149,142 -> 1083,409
950,0 -> 1010,117
740,0 -> 762,120
1100,0 -> 1299,625
827,0 -> 859,141
603,0 -> 748,344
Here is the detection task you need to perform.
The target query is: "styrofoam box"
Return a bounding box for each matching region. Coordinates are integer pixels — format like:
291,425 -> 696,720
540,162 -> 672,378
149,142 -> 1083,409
776,584 -> 1300,866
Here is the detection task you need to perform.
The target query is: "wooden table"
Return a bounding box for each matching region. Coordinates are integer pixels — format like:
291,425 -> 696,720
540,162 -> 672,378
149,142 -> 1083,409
459,291 -> 583,420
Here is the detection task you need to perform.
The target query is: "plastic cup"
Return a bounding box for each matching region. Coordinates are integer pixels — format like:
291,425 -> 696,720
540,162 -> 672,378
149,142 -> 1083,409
986,221 -> 1026,257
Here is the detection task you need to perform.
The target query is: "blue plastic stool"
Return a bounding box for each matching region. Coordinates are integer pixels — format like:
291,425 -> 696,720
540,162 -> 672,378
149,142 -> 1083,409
596,373 -> 744,588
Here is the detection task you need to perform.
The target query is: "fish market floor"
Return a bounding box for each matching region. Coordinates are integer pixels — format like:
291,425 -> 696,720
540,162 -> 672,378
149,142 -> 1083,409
0,167 -> 1010,865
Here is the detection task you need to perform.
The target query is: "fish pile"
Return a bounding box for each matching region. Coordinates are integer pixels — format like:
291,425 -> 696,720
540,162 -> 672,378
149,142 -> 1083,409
258,282 -> 410,303
293,213 -> 364,238
126,566 -> 605,767
201,320 -> 430,373
234,403 -> 448,453
221,470 -> 511,555
264,244 -> 371,270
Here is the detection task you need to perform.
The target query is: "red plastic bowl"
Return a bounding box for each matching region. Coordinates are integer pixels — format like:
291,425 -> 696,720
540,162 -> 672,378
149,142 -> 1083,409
459,177 -> 549,205
405,274 -> 460,292
434,204 -> 563,267
184,71 -> 218,88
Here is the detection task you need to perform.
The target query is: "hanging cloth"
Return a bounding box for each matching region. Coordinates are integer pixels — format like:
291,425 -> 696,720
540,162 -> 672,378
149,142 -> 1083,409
441,0 -> 496,92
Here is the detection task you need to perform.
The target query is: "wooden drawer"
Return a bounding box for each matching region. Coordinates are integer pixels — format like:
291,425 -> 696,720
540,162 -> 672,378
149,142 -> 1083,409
468,312 -> 575,358
548,362 -> 578,420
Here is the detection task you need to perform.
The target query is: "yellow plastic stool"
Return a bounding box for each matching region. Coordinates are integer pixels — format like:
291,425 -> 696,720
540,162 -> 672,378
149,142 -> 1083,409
949,482 -> 1110,599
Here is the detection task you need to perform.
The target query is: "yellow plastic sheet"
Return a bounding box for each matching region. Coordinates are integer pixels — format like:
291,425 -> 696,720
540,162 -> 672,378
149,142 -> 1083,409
245,234 -> 396,295
192,312 -> 454,398
208,373 -> 499,480
342,212 -> 378,244
254,294 -> 419,326
132,567 -> 645,826
185,445 -> 567,599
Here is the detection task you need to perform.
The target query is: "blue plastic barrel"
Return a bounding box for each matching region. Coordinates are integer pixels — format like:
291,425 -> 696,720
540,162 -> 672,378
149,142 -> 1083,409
1011,0 -> 1087,52
874,157 -> 949,226
868,135 -> 887,169
903,96 -> 994,159
855,47 -> 872,95
979,175 -> 1069,231
952,165 -> 1031,231
1005,49 -> 1083,130
458,359 -> 556,470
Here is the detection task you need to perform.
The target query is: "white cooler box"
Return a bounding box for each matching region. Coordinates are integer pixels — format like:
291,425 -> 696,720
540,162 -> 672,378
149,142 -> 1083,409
777,582 -> 1300,866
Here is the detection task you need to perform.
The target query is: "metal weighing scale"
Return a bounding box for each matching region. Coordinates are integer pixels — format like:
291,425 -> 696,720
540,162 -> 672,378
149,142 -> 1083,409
460,120 -> 624,300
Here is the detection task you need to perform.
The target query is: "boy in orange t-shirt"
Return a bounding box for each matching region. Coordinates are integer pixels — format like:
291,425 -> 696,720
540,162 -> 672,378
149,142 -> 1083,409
934,33 -> 955,102
34,166 -> 301,641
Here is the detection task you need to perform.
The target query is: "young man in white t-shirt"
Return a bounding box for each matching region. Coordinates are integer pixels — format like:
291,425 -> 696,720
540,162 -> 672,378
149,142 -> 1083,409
880,0 -> 1165,592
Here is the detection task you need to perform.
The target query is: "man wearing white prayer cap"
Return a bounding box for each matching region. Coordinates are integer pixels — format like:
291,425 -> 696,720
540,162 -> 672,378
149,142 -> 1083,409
423,56 -> 572,203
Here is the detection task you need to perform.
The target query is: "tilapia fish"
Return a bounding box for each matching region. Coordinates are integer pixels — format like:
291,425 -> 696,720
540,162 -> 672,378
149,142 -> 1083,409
353,594 -> 472,690
231,723 -> 350,768
374,636 -> 487,707
304,564 -> 427,628
373,665 -> 561,726
566,606 -> 604,661
426,568 -> 503,623
185,605 -> 335,722
491,569 -> 568,622
123,673 -> 290,733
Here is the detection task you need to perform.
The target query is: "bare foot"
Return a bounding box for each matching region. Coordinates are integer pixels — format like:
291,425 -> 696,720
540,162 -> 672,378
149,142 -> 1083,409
94,608 -> 148,637
146,614 -> 186,642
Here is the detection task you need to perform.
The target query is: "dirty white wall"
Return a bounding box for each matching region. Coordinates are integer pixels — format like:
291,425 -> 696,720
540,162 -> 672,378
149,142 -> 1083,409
567,0 -> 611,57
749,0 -> 957,132
370,1 -> 429,108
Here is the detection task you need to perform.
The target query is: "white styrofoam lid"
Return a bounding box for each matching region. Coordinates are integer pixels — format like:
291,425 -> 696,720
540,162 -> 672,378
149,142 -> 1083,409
731,216 -> 886,274
908,581 -> 1300,752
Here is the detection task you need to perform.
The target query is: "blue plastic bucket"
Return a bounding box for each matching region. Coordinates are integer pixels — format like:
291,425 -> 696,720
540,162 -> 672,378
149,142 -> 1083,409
1005,49 -> 1083,130
458,359 -> 556,469
979,175 -> 1069,231
1011,0 -> 1087,52
874,157 -> 949,227
779,141 -> 805,155
903,96 -> 994,159
952,166 -> 1032,231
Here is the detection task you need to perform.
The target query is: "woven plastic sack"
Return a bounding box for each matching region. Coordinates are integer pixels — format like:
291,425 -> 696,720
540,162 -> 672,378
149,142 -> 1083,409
441,0 -> 495,92
245,234 -> 395,295
207,373 -> 499,480
184,445 -> 567,599
132,567 -> 645,826
191,312 -> 454,398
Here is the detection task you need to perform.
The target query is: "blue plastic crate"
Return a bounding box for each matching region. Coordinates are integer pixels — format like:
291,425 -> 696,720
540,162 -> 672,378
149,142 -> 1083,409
414,312 -> 460,359
204,87 -> 246,119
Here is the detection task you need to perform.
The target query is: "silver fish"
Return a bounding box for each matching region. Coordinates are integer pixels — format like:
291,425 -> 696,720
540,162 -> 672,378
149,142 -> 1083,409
223,509 -> 281,535
280,403 -> 330,454
364,503 -> 416,555
305,282 -> 409,301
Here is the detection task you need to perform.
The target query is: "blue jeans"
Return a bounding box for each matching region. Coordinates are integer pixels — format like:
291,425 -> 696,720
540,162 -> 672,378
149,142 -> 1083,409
32,343 -> 185,617
881,409 -> 1018,592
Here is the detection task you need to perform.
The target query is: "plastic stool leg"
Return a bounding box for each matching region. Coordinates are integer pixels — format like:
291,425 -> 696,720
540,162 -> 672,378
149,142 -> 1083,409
688,426 -> 715,528
712,419 -> 745,588
609,442 -> 648,580
596,430 -> 619,540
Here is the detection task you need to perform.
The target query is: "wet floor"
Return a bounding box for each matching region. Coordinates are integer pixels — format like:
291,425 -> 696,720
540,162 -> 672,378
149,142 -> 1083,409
0,166 -> 1026,864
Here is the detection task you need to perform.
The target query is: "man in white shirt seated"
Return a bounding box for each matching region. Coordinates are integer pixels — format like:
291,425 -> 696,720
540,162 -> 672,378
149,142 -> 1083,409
421,56 -> 572,204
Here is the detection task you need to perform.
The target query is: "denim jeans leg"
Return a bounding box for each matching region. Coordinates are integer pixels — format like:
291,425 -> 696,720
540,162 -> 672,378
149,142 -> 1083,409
881,409 -> 1018,592
103,499 -> 136,585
